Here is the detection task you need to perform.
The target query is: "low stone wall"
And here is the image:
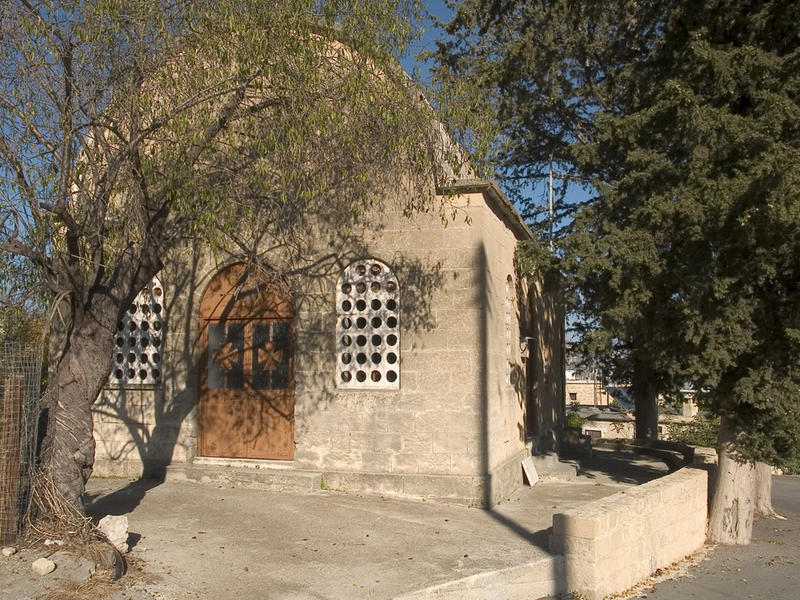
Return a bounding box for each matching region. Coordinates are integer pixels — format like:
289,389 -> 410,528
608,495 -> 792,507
550,466 -> 708,600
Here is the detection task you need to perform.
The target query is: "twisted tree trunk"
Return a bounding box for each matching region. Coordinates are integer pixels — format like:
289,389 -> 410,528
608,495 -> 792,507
37,313 -> 117,512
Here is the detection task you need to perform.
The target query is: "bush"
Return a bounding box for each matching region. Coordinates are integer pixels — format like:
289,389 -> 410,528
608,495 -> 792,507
667,414 -> 719,447
566,411 -> 586,430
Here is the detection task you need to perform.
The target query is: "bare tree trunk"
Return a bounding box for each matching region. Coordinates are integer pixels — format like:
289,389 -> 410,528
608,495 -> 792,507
754,462 -> 783,519
632,361 -> 658,440
708,414 -> 755,544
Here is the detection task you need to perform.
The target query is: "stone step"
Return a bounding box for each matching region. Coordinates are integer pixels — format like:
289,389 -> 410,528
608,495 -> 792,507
393,555 -> 565,600
531,454 -> 579,482
165,461 -> 323,493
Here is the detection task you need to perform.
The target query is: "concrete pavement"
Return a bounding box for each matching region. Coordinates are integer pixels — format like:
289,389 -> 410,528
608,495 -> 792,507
83,450 -> 668,600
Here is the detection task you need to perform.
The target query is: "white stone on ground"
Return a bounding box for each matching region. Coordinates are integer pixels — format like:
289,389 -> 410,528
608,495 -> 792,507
32,557 -> 56,575
98,514 -> 130,553
1,547 -> 17,557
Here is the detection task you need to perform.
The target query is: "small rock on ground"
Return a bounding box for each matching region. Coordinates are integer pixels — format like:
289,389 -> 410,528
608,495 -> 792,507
32,557 -> 56,575
2,546 -> 17,556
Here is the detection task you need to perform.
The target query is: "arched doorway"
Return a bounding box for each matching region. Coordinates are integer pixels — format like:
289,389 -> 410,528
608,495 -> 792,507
197,263 -> 295,460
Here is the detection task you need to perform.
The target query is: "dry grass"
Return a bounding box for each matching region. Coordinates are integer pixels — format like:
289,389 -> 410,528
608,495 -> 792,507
38,571 -> 117,600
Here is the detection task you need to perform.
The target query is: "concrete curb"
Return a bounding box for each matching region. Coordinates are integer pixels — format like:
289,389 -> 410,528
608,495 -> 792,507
393,556 -> 565,600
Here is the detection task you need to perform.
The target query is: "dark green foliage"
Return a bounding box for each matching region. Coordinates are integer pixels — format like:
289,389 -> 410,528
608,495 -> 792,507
434,1 -> 800,464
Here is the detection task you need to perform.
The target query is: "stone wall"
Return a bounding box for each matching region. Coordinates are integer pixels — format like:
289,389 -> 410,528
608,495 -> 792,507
92,187 -> 531,505
566,380 -> 611,406
527,273 -> 565,455
550,466 -> 708,600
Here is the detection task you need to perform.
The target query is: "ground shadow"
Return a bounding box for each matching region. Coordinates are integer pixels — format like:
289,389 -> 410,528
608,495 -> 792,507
84,478 -> 163,521
575,448 -> 670,485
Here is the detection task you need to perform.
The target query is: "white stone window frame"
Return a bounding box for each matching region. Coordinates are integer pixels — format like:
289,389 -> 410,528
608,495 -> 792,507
109,277 -> 165,388
336,259 -> 400,389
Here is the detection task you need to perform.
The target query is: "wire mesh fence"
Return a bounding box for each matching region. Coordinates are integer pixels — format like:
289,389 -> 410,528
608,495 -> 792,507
0,341 -> 43,543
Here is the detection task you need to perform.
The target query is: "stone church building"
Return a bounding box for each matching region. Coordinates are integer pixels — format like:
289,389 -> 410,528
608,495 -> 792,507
92,176 -> 564,507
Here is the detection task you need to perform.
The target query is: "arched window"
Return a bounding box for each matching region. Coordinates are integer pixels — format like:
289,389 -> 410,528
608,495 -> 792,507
336,259 -> 399,389
111,277 -> 164,386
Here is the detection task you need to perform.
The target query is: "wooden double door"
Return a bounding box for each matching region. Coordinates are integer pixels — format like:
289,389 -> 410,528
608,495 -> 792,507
198,263 -> 295,460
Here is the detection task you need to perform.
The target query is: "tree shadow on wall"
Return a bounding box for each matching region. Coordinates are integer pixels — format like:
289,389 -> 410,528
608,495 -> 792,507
85,219 -> 448,519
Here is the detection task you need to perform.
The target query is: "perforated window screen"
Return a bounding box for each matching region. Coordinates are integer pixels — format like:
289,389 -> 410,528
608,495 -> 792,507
110,278 -> 164,387
336,260 -> 399,389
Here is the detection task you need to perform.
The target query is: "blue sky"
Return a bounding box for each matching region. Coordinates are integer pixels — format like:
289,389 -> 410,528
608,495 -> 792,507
402,1 -> 454,79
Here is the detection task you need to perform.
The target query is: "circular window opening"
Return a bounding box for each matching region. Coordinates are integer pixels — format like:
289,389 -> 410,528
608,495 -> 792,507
152,369 -> 161,379
141,321 -> 150,331
154,287 -> 163,297
356,317 -> 367,329
370,264 -> 382,275
115,369 -> 124,379
356,299 -> 367,311
116,354 -> 124,364
356,335 -> 367,346
140,354 -> 149,363
141,337 -> 150,347
371,317 -> 382,328
138,369 -> 148,380
342,352 -> 352,364
342,300 -> 352,312
152,353 -> 160,363
386,370 -> 397,383
356,282 -> 367,294
386,281 -> 397,292
116,337 -> 124,347
387,334 -> 397,346
152,336 -> 161,347
371,299 -> 382,310
341,371 -> 352,382
342,283 -> 352,294
370,281 -> 381,292
356,370 -> 367,382
153,321 -> 162,331
128,321 -> 137,331
387,299 -> 397,311
387,352 -> 397,364
370,370 -> 382,382
341,317 -> 352,329
127,352 -> 136,363
356,353 -> 367,364
153,303 -> 162,314
371,334 -> 382,346
341,335 -> 352,347
371,353 -> 381,364
127,368 -> 136,379
356,264 -> 367,276
386,316 -> 398,328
